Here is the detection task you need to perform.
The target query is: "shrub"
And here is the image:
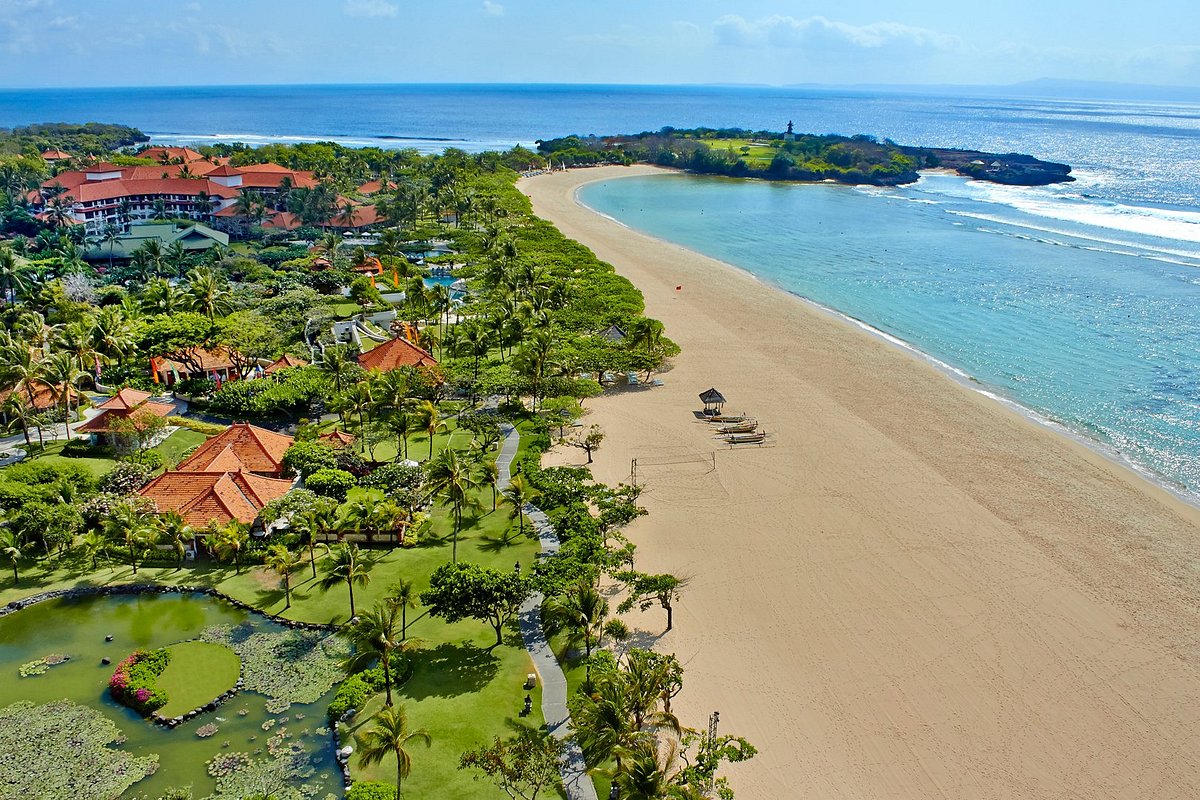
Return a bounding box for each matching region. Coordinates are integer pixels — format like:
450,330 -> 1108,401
98,462 -> 153,495
133,449 -> 164,470
175,376 -> 216,397
305,468 -> 356,500
61,438 -> 111,458
167,415 -> 228,436
359,462 -> 424,495
206,365 -> 329,418
326,672 -> 375,722
282,441 -> 338,479
346,782 -> 399,800
109,648 -> 170,715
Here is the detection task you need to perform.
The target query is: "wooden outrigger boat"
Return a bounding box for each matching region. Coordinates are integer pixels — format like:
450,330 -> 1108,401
705,413 -> 748,424
716,420 -> 758,434
720,430 -> 767,445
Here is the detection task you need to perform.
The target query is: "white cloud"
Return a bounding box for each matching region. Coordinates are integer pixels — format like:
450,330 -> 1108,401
344,0 -> 397,18
713,15 -> 956,52
483,1 -> 504,16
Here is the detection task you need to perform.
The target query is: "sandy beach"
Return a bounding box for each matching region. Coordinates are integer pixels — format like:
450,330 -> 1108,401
522,165 -> 1200,799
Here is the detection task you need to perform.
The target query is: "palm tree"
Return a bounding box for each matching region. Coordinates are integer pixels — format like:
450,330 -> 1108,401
103,503 -> 160,575
425,448 -> 480,563
56,319 -> 99,375
0,247 -> 29,304
342,601 -> 406,706
0,529 -> 24,583
212,522 -> 250,573
319,542 -> 371,620
545,580 -> 609,683
2,394 -> 36,451
293,502 -> 336,578
77,529 -> 108,570
159,512 -> 191,565
319,344 -> 360,395
605,738 -> 679,800
355,705 -> 432,800
0,339 -> 45,407
42,351 -> 82,438
389,579 -> 419,640
185,266 -> 232,320
413,400 -> 444,461
264,544 -> 304,609
502,474 -> 539,537
460,322 -> 491,382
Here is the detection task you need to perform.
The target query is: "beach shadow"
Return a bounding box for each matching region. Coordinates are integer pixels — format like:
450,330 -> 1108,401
400,641 -> 500,699
622,628 -> 667,650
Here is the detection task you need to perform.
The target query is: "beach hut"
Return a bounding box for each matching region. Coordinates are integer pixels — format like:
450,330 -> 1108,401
699,387 -> 726,415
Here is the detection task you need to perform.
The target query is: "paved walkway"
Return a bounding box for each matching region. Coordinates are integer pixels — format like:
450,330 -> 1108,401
496,423 -> 600,800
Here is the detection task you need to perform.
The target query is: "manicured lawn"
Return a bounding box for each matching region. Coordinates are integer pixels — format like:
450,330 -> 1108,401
155,641 -> 241,718
153,428 -> 208,469
4,438 -> 116,479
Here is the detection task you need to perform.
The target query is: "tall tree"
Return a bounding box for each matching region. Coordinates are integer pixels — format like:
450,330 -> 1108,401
319,542 -> 371,619
421,561 -> 530,648
342,601 -> 406,706
425,448 -> 480,563
355,705 -> 432,800
264,544 -> 303,609
501,474 -> 539,538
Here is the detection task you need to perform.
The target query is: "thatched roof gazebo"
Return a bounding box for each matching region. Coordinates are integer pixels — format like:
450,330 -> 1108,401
699,387 -> 726,415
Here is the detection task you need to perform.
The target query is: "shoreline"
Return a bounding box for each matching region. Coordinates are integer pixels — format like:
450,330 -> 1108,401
572,175 -> 1200,511
522,164 -> 1200,799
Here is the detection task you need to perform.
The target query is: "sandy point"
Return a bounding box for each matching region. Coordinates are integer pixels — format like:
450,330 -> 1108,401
521,165 -> 1200,799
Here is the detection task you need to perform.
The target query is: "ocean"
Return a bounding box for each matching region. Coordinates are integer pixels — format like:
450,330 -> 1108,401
3,83 -> 1198,498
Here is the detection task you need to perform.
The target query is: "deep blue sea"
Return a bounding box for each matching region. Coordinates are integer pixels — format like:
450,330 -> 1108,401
3,83 -> 1199,497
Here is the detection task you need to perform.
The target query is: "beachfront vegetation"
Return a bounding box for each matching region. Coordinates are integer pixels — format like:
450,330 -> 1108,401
0,127 -> 759,798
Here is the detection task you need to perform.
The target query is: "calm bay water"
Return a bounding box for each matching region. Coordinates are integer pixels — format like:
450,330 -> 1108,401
2,82 -> 1198,495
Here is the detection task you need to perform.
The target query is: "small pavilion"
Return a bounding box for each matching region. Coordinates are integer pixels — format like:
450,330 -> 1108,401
698,387 -> 726,415
318,429 -> 357,450
77,388 -> 174,446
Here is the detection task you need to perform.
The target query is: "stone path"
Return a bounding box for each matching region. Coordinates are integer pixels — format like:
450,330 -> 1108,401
496,423 -> 600,800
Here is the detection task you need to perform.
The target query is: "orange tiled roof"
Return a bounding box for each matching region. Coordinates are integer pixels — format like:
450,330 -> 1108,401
318,429 -> 356,448
263,354 -> 308,374
139,469 -> 293,527
357,179 -> 384,195
77,401 -> 173,433
328,204 -> 380,228
156,347 -> 236,378
357,337 -> 438,372
176,422 -> 294,476
139,146 -> 205,163
41,149 -> 70,160
0,380 -> 74,411
98,387 -> 154,411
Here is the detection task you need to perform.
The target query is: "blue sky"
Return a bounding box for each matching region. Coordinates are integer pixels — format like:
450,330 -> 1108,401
2,0 -> 1197,88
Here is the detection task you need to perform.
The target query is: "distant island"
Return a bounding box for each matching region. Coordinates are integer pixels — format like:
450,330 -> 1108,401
536,124 -> 1074,187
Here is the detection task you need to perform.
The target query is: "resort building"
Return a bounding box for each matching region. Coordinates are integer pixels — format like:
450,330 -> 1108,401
85,222 -> 229,261
318,429 -> 357,449
175,422 -> 294,478
357,336 -> 439,371
76,388 -> 175,447
261,353 -> 309,375
138,469 -> 293,529
152,348 -> 238,387
33,159 -> 319,235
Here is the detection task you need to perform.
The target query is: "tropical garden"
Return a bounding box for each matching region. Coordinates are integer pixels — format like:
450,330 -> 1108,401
0,128 -> 749,799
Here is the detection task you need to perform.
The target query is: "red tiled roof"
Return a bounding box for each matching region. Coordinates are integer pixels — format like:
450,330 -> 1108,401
176,422 -> 294,476
318,429 -> 356,448
238,171 -> 318,189
98,387 -> 154,411
139,469 -> 293,527
139,146 -> 205,163
357,337 -> 439,372
328,204 -> 380,228
235,162 -> 294,173
357,180 -> 384,195
0,380 -> 73,411
41,149 -> 70,160
206,164 -> 240,177
262,210 -> 302,230
72,178 -> 238,203
77,401 -> 174,433
156,347 -> 237,378
263,354 -> 308,374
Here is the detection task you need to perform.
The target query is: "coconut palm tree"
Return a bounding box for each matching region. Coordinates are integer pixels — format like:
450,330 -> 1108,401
477,458 -> 500,512
77,529 -> 108,570
102,503 -> 160,575
389,579 -> 419,640
0,246 -> 29,304
413,400 -> 444,461
1,394 -> 36,451
342,601 -> 406,706
185,266 -> 232,320
355,705 -> 432,800
604,738 -> 680,800
502,474 -> 539,537
293,502 -> 336,578
319,542 -> 370,619
264,544 -> 304,609
0,337 -> 45,407
425,448 -> 480,563
212,522 -> 250,573
0,529 -> 24,584
159,511 -> 191,565
545,580 -> 609,683
42,351 -> 82,438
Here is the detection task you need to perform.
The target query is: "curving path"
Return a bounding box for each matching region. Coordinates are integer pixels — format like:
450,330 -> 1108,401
496,423 -> 600,800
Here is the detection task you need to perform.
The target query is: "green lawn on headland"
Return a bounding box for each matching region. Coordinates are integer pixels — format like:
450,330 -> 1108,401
155,640 -> 241,718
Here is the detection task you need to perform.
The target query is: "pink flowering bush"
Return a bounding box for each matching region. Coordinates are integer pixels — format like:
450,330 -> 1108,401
109,649 -> 170,715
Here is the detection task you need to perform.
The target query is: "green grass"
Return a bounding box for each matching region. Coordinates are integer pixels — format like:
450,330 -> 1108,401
155,641 -> 241,718
6,438 -> 117,479
153,428 -> 208,470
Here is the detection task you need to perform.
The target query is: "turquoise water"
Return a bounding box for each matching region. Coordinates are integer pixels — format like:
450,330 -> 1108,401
581,173 -> 1200,499
0,594 -> 341,798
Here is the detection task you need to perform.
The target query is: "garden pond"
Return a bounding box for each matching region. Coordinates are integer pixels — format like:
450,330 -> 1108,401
0,592 -> 345,799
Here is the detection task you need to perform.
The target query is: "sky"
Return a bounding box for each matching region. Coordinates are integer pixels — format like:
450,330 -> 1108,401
1,0 -> 1198,89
